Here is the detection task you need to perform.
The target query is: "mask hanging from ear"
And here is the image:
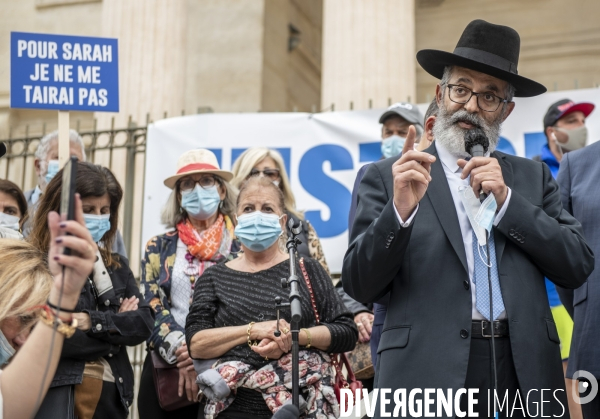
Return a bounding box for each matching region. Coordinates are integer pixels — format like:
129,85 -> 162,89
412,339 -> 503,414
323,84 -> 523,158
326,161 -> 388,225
554,125 -> 588,152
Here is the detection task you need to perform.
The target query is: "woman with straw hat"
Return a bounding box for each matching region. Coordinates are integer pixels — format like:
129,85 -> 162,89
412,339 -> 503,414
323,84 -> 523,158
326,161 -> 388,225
138,149 -> 240,419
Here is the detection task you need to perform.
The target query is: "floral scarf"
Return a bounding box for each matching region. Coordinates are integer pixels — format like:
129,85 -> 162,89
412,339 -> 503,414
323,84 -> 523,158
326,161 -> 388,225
202,350 -> 339,419
176,214 -> 234,261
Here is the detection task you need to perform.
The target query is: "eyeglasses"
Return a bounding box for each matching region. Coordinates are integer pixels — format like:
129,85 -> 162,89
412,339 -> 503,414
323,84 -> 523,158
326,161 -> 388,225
248,168 -> 280,181
446,84 -> 509,112
178,175 -> 219,192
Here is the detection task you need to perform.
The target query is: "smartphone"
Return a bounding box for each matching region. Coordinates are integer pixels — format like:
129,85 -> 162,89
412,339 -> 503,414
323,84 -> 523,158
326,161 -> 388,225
59,156 -> 78,255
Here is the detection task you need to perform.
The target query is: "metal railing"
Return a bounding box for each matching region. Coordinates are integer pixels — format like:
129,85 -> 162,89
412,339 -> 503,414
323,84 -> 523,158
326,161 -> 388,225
1,124 -> 148,418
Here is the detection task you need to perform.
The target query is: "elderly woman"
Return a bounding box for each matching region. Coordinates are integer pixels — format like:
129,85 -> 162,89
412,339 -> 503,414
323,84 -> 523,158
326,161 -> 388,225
0,196 -> 95,419
0,179 -> 28,238
28,161 -> 153,419
231,149 -> 376,348
186,176 -> 357,419
231,147 -> 330,274
138,149 -> 240,419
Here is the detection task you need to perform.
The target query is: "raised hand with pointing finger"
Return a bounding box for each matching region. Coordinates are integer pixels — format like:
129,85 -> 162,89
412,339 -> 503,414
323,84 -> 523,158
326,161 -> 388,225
392,125 -> 437,220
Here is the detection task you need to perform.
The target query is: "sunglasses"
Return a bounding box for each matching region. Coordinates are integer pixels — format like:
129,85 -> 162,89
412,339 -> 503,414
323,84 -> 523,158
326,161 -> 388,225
248,168 -> 280,181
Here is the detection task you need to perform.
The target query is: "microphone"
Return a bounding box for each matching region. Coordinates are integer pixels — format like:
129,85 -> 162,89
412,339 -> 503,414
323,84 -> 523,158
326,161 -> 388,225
272,404 -> 300,419
464,128 -> 490,202
288,218 -> 303,236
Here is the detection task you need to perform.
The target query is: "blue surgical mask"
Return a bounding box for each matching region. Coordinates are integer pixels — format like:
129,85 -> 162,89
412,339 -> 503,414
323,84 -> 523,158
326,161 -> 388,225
457,185 -> 497,247
0,213 -> 20,231
381,135 -> 405,159
0,330 -> 15,366
234,211 -> 283,252
45,160 -> 60,185
181,184 -> 221,220
84,213 -> 111,243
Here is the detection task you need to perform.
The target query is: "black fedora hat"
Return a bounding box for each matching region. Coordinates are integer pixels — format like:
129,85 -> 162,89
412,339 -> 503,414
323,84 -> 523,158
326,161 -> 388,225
416,19 -> 546,97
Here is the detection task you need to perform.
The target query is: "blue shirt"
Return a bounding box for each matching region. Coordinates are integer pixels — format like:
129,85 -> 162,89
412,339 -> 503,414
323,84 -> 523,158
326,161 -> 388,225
541,143 -> 560,178
540,144 -> 561,307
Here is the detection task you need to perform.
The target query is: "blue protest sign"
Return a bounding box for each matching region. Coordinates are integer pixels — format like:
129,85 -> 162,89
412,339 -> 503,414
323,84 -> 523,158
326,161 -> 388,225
10,32 -> 119,112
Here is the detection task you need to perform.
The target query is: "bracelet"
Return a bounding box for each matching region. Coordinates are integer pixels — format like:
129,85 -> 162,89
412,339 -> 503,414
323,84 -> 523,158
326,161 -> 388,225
38,307 -> 78,338
47,300 -> 76,313
247,322 -> 258,348
301,328 -> 312,349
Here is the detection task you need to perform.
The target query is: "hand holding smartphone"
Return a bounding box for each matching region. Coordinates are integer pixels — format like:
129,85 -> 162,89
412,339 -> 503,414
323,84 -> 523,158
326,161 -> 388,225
59,156 -> 78,255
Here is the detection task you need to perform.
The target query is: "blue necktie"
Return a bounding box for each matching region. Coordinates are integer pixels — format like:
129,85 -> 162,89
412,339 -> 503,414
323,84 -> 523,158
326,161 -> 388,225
473,229 -> 505,320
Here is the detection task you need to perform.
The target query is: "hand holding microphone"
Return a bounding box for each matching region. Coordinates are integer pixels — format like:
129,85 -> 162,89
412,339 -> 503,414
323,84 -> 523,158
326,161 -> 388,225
457,128 -> 508,207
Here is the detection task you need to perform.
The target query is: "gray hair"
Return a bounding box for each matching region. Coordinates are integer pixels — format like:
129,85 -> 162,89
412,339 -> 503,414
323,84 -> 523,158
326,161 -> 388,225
424,98 -> 439,120
440,66 -> 515,103
160,177 -> 238,228
35,129 -> 87,162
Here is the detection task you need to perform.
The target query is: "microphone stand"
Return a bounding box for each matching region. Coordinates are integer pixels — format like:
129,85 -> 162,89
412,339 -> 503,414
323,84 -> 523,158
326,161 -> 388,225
275,219 -> 303,410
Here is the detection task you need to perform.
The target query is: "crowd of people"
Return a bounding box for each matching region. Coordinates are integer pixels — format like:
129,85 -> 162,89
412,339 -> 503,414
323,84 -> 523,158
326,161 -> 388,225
0,17 -> 599,419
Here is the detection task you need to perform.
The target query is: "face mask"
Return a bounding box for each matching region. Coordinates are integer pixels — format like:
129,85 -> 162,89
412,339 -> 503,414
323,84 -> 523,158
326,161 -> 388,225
181,184 -> 221,220
234,211 -> 283,252
381,135 -> 406,158
84,213 -> 111,243
554,125 -> 588,152
44,160 -> 60,185
457,185 -> 497,247
0,330 -> 15,366
0,212 -> 20,231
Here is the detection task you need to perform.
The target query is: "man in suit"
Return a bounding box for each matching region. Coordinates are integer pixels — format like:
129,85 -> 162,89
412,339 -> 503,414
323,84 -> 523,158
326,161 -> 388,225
557,140 -> 600,419
345,102 -> 430,365
343,19 -> 594,418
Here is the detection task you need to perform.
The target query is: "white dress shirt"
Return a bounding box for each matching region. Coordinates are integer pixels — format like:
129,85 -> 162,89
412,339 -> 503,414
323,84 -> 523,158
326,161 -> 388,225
395,142 -> 511,319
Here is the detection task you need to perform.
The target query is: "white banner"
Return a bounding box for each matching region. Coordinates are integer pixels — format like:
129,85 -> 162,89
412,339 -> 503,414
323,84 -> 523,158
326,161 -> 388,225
142,88 -> 600,273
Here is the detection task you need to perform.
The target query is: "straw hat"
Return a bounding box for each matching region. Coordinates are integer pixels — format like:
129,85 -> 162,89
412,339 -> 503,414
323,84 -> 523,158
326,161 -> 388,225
164,149 -> 233,189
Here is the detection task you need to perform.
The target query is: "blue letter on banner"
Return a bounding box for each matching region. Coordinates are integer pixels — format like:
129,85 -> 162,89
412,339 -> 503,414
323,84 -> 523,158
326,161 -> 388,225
299,145 -> 352,238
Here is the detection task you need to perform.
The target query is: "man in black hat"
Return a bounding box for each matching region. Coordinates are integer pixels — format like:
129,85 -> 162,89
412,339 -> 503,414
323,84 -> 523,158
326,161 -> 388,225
343,19 -> 594,418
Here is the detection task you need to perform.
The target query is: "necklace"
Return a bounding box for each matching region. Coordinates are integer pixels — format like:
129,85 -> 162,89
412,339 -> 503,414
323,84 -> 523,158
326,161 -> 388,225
184,251 -> 197,287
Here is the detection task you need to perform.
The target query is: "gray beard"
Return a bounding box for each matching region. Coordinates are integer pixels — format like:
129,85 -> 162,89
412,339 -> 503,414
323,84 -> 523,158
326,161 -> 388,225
433,104 -> 503,159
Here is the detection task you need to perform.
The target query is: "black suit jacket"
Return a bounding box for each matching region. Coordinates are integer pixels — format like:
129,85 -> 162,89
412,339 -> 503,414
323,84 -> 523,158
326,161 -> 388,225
342,143 -> 594,418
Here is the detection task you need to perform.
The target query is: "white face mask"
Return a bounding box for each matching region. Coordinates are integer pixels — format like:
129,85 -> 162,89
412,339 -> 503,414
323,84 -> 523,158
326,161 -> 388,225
0,212 -> 20,231
554,125 -> 588,152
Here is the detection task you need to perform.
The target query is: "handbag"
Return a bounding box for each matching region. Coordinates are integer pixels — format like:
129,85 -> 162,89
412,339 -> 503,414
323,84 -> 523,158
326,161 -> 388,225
346,340 -> 374,380
150,349 -> 195,411
298,258 -> 364,412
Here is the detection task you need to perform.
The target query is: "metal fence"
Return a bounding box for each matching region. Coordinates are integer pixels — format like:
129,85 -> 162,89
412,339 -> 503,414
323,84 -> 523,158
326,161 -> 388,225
1,124 -> 148,418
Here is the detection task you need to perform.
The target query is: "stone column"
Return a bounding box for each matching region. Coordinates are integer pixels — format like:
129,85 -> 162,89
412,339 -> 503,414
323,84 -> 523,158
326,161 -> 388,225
95,0 -> 187,128
321,0 -> 416,110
